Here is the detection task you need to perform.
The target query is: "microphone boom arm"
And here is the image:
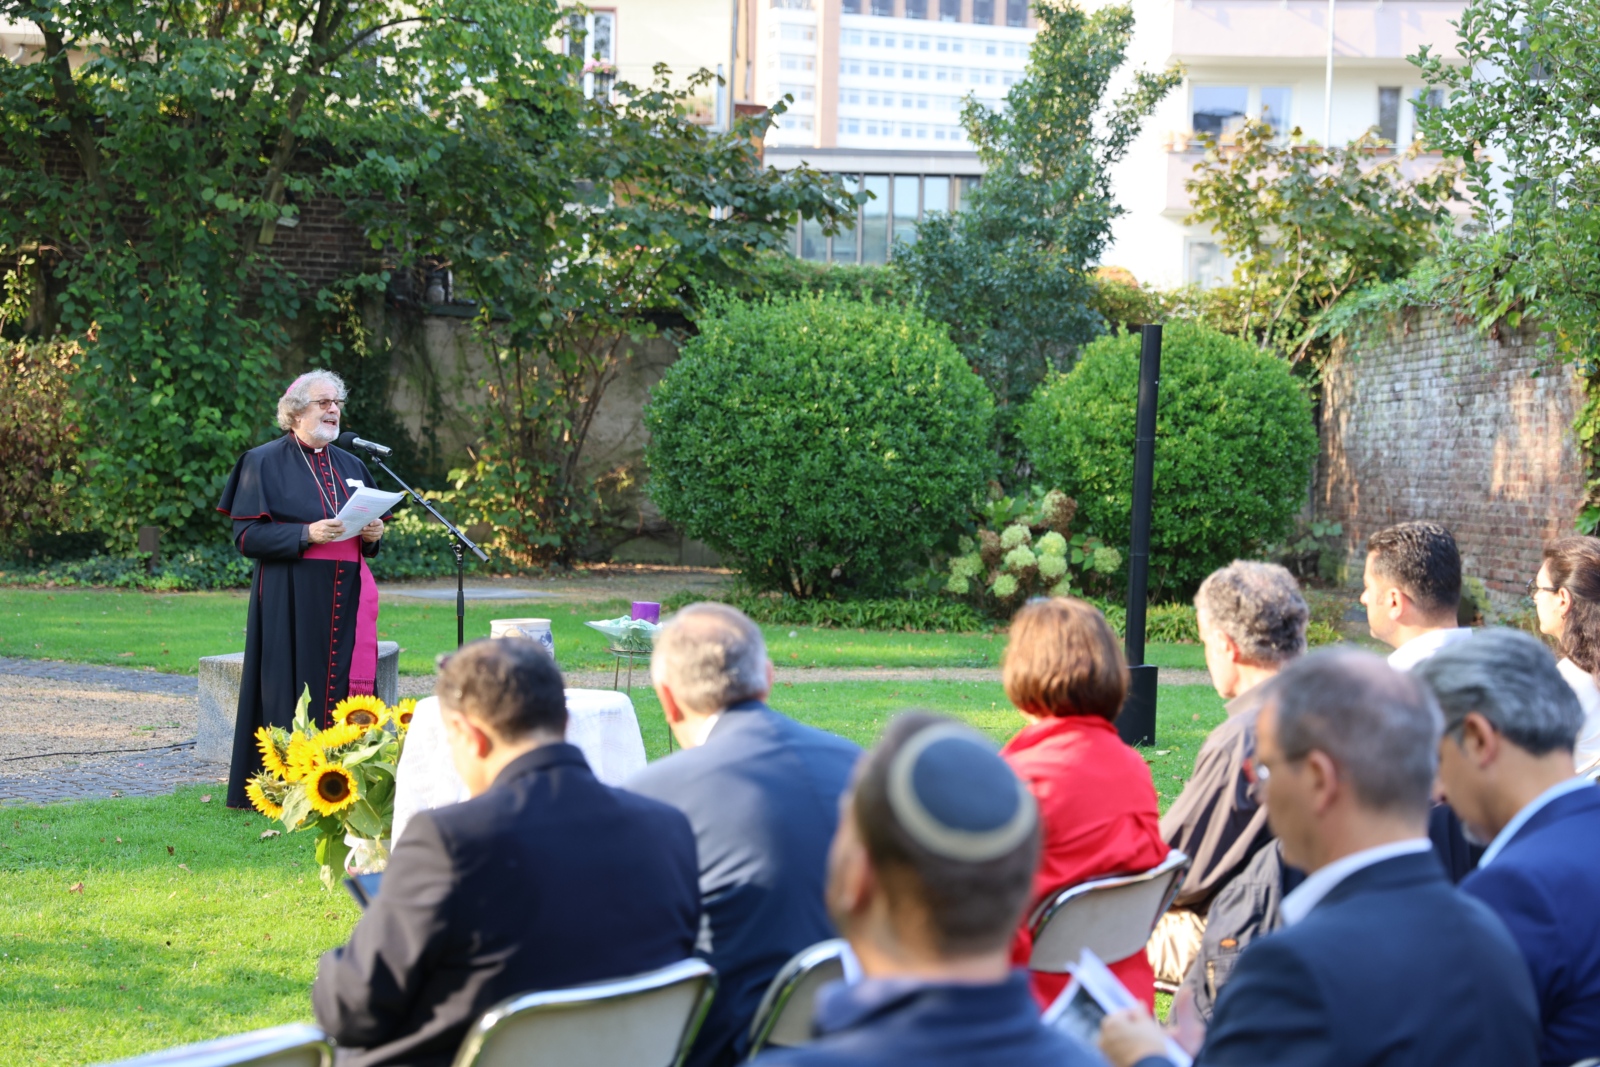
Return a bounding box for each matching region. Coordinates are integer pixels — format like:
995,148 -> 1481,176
366,456 -> 488,649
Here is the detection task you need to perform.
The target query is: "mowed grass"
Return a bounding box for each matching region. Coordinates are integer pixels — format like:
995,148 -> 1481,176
0,588 -> 1207,675
2,682 -> 1225,1064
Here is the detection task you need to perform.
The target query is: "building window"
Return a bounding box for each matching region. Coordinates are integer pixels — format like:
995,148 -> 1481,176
1192,85 -> 1248,140
1412,88 -> 1443,114
940,0 -> 960,19
771,0 -> 813,8
566,11 -> 616,101
842,0 -> 861,10
871,0 -> 893,15
1259,86 -> 1291,136
1005,0 -> 1027,27
973,0 -> 995,23
863,175 -> 890,265
780,23 -> 816,40
956,176 -> 980,212
906,0 -> 927,17
1186,240 -> 1229,288
1377,86 -> 1400,143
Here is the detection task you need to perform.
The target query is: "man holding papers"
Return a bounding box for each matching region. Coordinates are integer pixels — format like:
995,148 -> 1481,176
216,370 -> 398,809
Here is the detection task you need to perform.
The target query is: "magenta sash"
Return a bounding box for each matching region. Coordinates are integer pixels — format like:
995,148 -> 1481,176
304,539 -> 380,696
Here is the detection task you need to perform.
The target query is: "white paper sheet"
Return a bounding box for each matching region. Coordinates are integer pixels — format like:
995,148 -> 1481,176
1043,949 -> 1194,1067
331,487 -> 407,541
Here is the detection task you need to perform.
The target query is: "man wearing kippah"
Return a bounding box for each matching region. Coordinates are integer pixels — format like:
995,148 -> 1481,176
751,713 -> 1103,1067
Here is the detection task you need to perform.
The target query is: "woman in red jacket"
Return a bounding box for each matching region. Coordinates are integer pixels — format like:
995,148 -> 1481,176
1000,597 -> 1170,1011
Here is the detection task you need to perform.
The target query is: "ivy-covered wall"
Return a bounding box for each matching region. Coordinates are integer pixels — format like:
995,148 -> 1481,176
1316,307 -> 1585,608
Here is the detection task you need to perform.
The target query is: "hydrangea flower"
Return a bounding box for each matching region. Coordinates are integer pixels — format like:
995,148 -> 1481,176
1049,577 -> 1073,597
949,553 -> 985,579
991,573 -> 1019,598
1038,553 -> 1067,579
1002,545 -> 1037,572
945,574 -> 970,595
1036,531 -> 1067,557
1000,523 -> 1032,549
1092,546 -> 1123,574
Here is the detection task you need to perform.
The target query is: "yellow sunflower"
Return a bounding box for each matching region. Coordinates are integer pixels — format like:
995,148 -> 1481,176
333,694 -> 390,730
314,723 -> 369,750
284,733 -> 324,782
254,727 -> 290,780
245,778 -> 284,820
306,763 -> 360,817
392,698 -> 418,732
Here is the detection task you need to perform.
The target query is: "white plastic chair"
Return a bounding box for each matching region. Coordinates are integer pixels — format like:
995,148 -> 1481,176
91,1023 -> 330,1067
451,958 -> 717,1067
745,939 -> 850,1059
1028,849 -> 1191,973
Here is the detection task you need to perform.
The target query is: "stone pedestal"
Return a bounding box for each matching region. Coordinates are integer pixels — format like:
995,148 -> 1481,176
196,641 -> 400,763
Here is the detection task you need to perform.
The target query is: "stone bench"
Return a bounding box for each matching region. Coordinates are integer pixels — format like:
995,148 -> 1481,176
196,642 -> 400,763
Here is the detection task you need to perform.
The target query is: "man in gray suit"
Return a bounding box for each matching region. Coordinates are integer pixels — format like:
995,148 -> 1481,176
628,604 -> 863,1067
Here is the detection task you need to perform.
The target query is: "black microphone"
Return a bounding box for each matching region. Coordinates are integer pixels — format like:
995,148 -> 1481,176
336,431 -> 393,457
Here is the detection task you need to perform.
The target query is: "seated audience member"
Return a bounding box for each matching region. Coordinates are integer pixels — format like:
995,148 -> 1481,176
998,597 -> 1169,1009
1176,839 -> 1303,1023
1361,519 -> 1480,879
752,713 -> 1103,1067
1097,649 -> 1540,1067
1151,561 -> 1307,988
313,639 -> 700,1067
1530,537 -> 1600,776
1419,629 -> 1600,1066
628,604 -> 863,1067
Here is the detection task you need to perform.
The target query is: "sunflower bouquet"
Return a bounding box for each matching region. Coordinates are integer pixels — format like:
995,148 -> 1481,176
246,686 -> 418,888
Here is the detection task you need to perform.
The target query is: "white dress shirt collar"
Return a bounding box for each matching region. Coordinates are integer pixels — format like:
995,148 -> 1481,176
1280,838 -> 1433,927
1477,776 -> 1594,868
1387,627 -> 1473,672
690,712 -> 723,747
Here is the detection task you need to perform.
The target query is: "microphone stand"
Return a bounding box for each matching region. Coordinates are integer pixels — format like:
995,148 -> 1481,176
367,456 -> 488,649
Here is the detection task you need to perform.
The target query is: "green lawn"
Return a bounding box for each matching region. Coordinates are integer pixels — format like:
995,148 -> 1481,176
0,588 -> 1206,675
3,682 -> 1223,1064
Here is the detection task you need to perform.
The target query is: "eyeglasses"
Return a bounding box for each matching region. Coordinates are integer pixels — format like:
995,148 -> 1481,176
308,397 -> 343,411
1526,578 -> 1560,598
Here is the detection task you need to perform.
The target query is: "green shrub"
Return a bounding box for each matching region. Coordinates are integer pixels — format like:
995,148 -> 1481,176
366,509 -> 484,583
1095,600 -> 1199,644
663,589 -> 990,633
646,293 -> 995,598
1021,321 -> 1318,598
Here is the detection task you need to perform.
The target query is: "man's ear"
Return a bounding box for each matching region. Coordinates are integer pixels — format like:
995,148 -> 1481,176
657,682 -> 686,725
1458,712 -> 1500,768
1305,749 -> 1341,817
1386,586 -> 1407,621
1223,632 -> 1246,666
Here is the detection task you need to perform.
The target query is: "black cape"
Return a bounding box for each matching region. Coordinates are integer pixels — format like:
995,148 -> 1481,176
217,434 -> 387,809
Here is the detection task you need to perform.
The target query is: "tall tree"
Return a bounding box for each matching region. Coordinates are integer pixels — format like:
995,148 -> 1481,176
0,0 -> 572,547
895,0 -> 1180,411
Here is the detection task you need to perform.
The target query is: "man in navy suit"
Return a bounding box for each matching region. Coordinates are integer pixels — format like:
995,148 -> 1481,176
314,638 -> 700,1067
628,604 -> 863,1067
1099,648 -> 1540,1067
752,713 -> 1104,1067
1419,629 -> 1600,1066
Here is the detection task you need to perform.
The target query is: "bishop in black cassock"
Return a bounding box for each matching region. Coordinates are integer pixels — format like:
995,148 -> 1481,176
217,371 -> 390,809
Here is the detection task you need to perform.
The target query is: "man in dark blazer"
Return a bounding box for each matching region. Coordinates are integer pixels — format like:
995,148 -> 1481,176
628,604 -> 862,1067
1420,629 -> 1600,1066
1099,649 -> 1540,1067
313,638 -> 701,1067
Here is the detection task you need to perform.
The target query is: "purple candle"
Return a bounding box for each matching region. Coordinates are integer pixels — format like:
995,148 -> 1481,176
631,601 -> 661,624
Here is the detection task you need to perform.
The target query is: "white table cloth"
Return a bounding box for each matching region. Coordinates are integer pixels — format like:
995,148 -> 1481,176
392,689 -> 648,846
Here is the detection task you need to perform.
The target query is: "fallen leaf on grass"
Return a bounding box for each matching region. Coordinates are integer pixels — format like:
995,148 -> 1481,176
117,652 -> 134,658
68,883 -> 84,894
166,845 -> 174,855
260,830 -> 280,839
115,837 -> 122,843
199,795 -> 212,803
177,863 -> 190,872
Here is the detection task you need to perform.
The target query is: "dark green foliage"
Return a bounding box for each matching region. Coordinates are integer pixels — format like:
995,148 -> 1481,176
663,589 -> 990,634
895,2 -> 1180,408
646,294 -> 995,598
1095,599 -> 1200,644
1021,321 -> 1318,598
731,253 -> 911,306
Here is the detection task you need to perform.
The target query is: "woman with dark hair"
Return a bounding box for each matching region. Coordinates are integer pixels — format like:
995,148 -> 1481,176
1533,536 -> 1600,777
1000,597 -> 1170,1010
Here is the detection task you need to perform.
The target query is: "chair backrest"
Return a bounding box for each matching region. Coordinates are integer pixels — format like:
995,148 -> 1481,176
1028,849 -> 1191,973
92,1023 -> 330,1067
452,959 -> 717,1067
745,939 -> 850,1059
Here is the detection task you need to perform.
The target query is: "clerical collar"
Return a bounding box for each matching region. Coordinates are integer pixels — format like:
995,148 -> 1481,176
293,436 -> 326,455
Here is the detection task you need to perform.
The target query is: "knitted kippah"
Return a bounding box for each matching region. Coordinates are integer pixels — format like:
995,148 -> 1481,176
885,723 -> 1037,862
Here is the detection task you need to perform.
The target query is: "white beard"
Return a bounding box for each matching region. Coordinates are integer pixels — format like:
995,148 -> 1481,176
306,421 -> 339,445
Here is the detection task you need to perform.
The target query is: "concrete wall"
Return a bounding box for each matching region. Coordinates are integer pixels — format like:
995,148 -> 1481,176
1315,308 -> 1587,606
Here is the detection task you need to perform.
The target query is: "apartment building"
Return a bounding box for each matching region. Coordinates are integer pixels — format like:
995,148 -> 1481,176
1098,0 -> 1468,288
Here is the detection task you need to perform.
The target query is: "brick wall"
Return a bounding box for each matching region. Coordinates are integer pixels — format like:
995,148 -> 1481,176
1315,308 -> 1587,603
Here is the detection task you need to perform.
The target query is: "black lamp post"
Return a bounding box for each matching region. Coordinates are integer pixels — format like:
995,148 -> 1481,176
1118,323 -> 1162,747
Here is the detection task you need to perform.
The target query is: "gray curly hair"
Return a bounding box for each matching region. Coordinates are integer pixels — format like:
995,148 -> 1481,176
276,370 -> 347,432
1194,560 -> 1308,666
